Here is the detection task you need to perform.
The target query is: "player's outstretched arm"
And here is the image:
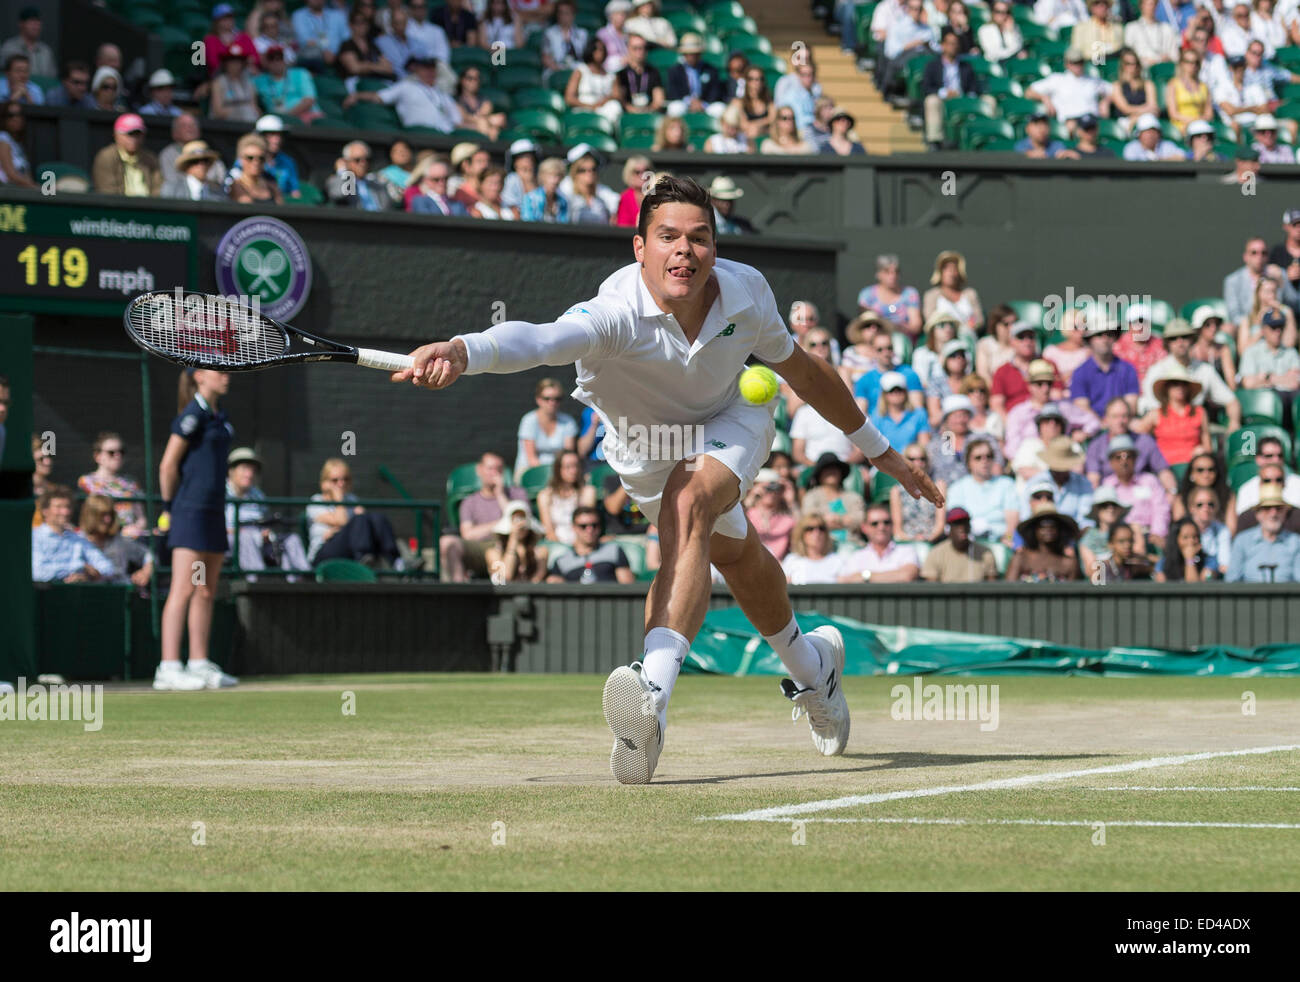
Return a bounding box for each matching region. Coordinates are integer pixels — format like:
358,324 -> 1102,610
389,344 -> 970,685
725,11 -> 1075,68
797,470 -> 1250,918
771,343 -> 945,509
392,318 -> 602,390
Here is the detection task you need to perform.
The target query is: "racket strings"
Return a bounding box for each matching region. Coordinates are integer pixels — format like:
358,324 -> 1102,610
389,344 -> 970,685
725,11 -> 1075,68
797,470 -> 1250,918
126,292 -> 289,367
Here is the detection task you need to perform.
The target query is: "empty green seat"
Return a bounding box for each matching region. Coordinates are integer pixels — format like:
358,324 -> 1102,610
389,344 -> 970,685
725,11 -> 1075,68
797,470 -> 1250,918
315,559 -> 377,583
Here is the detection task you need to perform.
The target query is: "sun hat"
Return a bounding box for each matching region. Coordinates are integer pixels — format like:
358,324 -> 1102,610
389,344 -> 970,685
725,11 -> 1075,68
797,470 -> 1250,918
491,501 -> 545,537
1151,365 -> 1204,402
1088,486 -> 1130,521
174,140 -> 220,169
226,447 -> 262,468
708,174 -> 744,199
1037,435 -> 1086,471
846,310 -> 888,344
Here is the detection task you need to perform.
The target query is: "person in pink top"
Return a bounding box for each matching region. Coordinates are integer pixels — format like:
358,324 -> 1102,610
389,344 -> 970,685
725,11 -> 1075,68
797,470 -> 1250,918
1113,304 -> 1166,386
1101,433 -> 1170,554
204,3 -> 259,78
616,153 -> 651,227
745,468 -> 796,560
1003,358 -> 1099,458
1042,308 -> 1090,386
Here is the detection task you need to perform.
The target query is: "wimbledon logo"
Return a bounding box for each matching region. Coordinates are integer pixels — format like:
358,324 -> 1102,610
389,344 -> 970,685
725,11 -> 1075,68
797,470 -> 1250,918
215,215 -> 312,321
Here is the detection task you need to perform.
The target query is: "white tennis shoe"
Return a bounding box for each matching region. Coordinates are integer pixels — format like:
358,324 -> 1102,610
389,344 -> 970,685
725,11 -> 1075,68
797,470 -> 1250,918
602,662 -> 664,785
781,625 -> 850,756
152,661 -> 206,691
184,660 -> 239,689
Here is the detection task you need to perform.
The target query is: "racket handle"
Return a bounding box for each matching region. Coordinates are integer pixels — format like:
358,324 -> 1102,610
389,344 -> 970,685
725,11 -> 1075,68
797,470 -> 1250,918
356,348 -> 415,372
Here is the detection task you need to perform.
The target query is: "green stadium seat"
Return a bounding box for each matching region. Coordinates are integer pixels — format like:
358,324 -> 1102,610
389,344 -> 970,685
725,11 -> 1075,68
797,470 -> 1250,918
509,107 -> 563,139
1227,425 -> 1293,470
345,103 -> 402,130
518,463 -> 552,499
944,95 -> 991,145
961,55 -> 1003,79
997,95 -> 1039,126
983,76 -> 1024,98
571,132 -> 618,153
480,86 -> 512,112
1150,62 -> 1177,87
962,116 -> 1014,150
314,74 -> 348,102
979,136 -> 1019,152
870,470 -> 898,504
987,541 -> 1012,577
1007,60 -> 1049,85
647,48 -> 679,73
892,332 -> 913,365
620,129 -> 657,149
620,112 -> 659,135
1273,100 -> 1300,123
297,183 -> 325,205
564,109 -> 615,135
1228,459 -> 1257,492
452,47 -> 492,71
513,87 -> 565,113
507,48 -> 543,69
703,0 -> 747,21
1032,38 -> 1070,64
447,462 -> 482,526
311,115 -> 350,129
1238,389 -> 1285,426
357,76 -> 393,93
547,69 -> 573,93
665,11 -> 707,35
619,539 -> 649,578
1180,297 -> 1228,322
315,559 -> 378,583
683,111 -> 719,135
726,33 -> 772,56
1169,462 -> 1188,486
1274,46 -> 1300,69
495,65 -> 543,90
587,462 -> 616,490
743,51 -> 786,74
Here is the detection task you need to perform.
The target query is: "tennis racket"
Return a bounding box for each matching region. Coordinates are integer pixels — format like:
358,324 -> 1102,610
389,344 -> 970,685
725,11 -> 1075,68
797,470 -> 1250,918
122,289 -> 414,373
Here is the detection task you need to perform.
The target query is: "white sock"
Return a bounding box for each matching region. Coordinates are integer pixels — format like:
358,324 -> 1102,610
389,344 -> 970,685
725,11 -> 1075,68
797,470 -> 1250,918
187,658 -> 210,670
641,627 -> 689,724
157,661 -> 184,673
764,616 -> 822,689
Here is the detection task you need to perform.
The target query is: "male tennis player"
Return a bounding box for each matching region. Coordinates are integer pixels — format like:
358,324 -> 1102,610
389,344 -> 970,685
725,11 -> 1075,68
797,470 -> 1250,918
395,176 -> 943,783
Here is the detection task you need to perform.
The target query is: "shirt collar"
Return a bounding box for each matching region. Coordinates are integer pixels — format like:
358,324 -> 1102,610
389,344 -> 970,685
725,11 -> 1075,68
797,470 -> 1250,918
195,392 -> 211,411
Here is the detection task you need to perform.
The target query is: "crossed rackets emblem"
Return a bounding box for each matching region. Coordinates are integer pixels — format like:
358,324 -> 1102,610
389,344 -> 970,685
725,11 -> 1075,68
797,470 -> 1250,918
240,247 -> 288,297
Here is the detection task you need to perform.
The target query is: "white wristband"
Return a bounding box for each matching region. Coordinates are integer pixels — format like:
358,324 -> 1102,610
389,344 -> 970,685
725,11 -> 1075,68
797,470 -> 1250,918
847,418 -> 890,460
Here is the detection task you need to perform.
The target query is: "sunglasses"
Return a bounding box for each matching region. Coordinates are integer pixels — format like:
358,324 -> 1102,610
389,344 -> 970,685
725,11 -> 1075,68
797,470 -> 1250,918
574,522 -> 600,530
808,340 -> 830,347
778,114 -> 794,121
326,476 -> 350,483
242,153 -> 266,162
905,455 -> 926,463
805,525 -> 828,532
348,155 -> 371,163
100,448 -> 124,456
867,519 -> 892,526
969,453 -> 992,461
575,166 -> 596,173
1192,465 -> 1216,473
539,395 -> 562,402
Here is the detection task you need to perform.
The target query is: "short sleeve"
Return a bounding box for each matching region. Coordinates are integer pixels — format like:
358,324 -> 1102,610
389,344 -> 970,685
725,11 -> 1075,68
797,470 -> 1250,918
751,276 -> 796,365
518,410 -> 539,441
171,410 -> 202,442
904,367 -> 924,391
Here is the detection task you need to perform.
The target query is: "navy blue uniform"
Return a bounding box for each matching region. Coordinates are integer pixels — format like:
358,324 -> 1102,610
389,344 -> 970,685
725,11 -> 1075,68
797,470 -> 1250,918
168,394 -> 233,553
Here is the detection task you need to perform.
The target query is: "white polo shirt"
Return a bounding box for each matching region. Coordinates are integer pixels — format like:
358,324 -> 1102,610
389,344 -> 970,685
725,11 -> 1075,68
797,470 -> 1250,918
839,541 -> 920,576
560,258 -> 796,476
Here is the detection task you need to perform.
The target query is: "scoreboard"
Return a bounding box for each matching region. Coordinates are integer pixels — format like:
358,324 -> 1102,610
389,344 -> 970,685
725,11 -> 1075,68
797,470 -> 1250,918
0,202 -> 198,317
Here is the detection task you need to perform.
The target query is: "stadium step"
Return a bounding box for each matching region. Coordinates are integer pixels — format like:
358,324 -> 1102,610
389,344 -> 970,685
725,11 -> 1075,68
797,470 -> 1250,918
746,0 -> 925,155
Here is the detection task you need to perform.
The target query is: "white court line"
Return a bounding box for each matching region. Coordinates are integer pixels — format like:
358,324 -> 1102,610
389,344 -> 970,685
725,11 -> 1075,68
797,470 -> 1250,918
729,817 -> 1300,830
703,744 -> 1300,822
1088,786 -> 1300,792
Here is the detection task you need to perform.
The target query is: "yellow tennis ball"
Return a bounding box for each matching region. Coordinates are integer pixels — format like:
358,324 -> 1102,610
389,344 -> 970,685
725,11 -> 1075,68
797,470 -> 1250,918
157,512 -> 170,532
738,365 -> 779,404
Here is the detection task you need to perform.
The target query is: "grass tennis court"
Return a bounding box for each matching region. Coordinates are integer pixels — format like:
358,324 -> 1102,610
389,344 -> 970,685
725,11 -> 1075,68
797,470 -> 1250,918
2,674 -> 1298,891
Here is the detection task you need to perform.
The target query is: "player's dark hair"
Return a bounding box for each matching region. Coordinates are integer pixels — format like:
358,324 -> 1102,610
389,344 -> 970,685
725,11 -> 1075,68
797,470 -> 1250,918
38,484 -> 73,513
5,53 -> 29,72
637,174 -> 716,243
62,60 -> 90,80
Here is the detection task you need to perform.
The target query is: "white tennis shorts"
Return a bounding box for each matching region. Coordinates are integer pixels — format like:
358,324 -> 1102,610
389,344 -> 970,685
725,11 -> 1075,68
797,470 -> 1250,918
605,400 -> 775,540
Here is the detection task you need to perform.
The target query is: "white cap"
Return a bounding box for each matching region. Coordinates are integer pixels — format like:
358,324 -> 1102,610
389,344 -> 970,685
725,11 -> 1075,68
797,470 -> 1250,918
940,394 -> 974,419
1254,113 -> 1279,131
147,68 -> 176,88
1186,119 -> 1214,138
880,370 -> 907,392
566,142 -> 598,164
1136,113 -> 1161,133
940,338 -> 968,360
255,114 -> 286,133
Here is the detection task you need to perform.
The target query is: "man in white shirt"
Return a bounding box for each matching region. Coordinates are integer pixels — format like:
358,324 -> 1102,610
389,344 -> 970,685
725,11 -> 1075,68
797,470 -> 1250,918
1236,448 -> 1300,514
1251,113 -> 1300,162
1123,112 -> 1187,159
837,503 -> 921,582
393,175 -> 942,783
1028,49 -> 1111,126
880,0 -> 935,96
1214,54 -> 1273,130
350,55 -> 461,130
1033,0 -> 1088,30
1124,0 -> 1179,67
1219,0 -> 1268,58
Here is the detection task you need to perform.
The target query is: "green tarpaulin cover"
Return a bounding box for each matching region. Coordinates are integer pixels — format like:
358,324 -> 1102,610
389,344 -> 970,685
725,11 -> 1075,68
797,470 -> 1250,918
685,608 -> 1300,677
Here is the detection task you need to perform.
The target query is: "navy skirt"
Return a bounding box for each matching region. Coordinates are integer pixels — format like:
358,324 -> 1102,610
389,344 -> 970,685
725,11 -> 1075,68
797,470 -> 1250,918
167,507 -> 229,554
